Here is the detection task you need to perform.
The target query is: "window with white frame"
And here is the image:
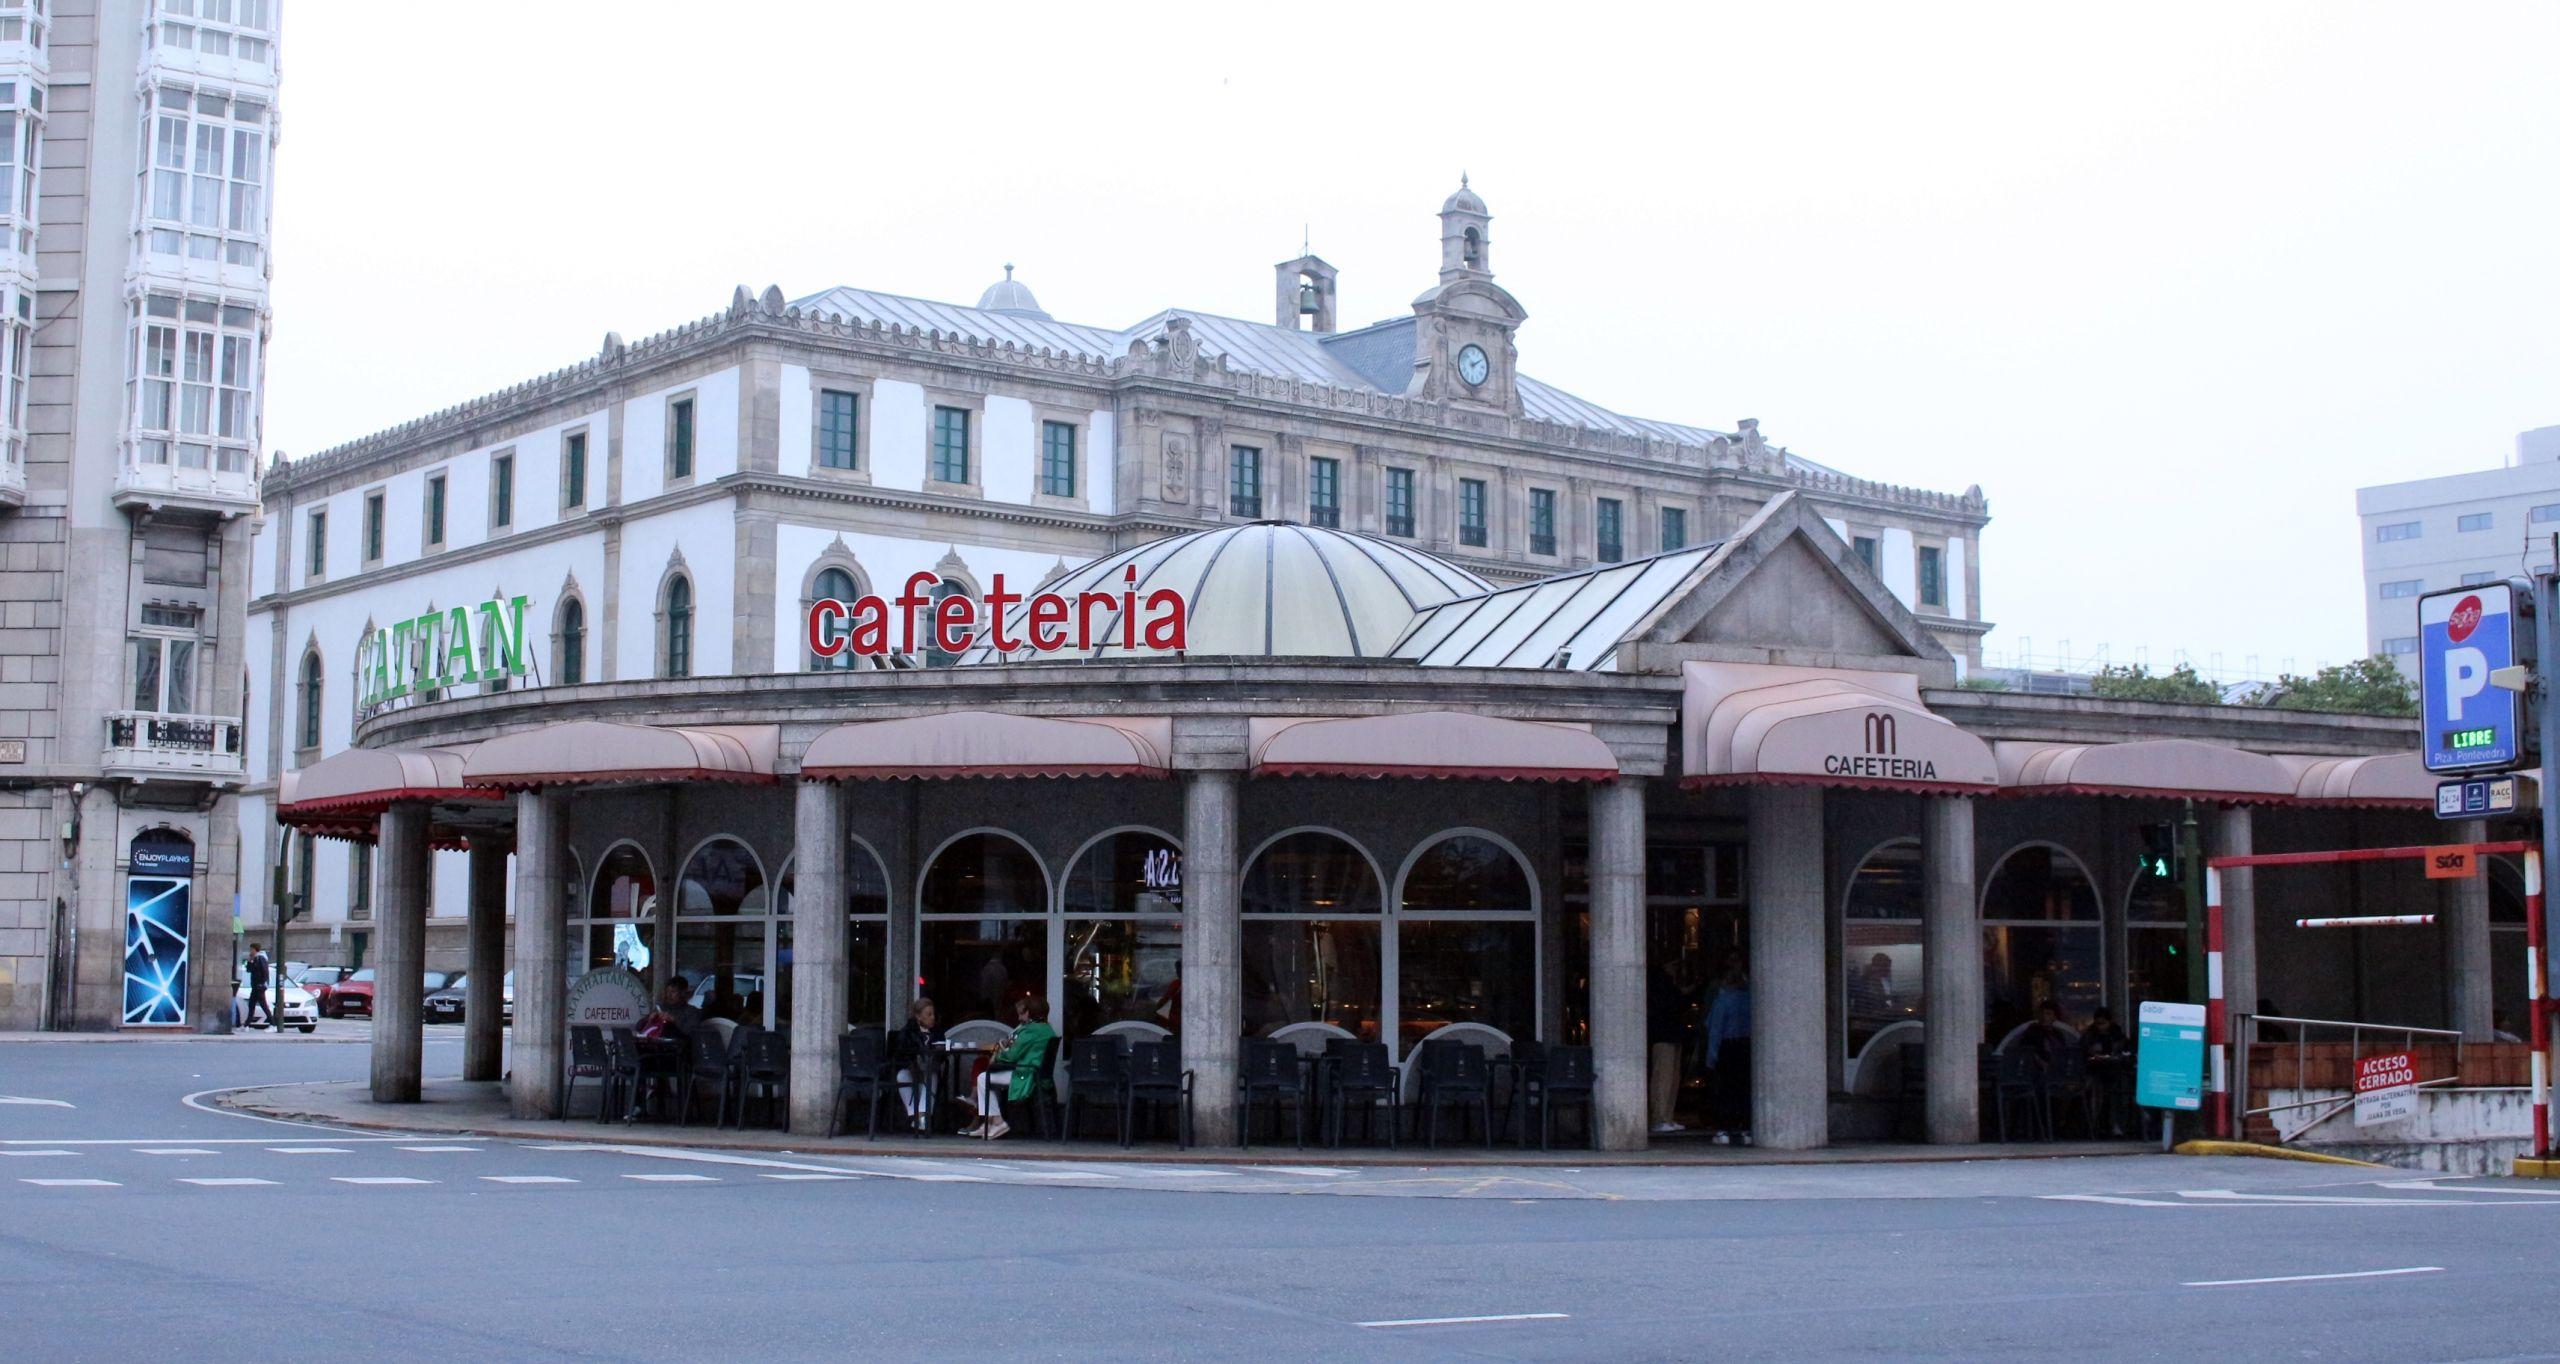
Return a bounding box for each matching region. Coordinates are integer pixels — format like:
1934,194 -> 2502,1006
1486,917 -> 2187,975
129,604 -> 202,714
0,81 -> 43,256
0,291 -> 28,470
155,0 -> 274,65
142,85 -> 269,268
0,2 -> 47,51
129,293 -> 259,472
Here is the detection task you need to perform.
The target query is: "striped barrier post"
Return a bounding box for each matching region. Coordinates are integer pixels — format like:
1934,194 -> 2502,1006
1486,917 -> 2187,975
2206,866 -> 2227,1141
2528,849 -> 2548,1160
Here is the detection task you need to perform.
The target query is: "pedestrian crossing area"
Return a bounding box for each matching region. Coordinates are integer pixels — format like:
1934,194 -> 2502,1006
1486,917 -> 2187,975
2040,1178 -> 2560,1209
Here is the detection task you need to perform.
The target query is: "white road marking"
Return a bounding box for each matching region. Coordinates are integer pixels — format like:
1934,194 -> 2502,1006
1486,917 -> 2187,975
137,1148 -> 218,1156
1358,1313 -> 1570,1329
178,1178 -> 277,1187
179,1087 -> 368,1132
397,1146 -> 479,1153
2181,1189 -> 2491,1206
760,1173 -> 860,1181
537,1144 -> 984,1183
332,1176 -> 435,1186
622,1173 -> 716,1182
1,1149 -> 76,1158
266,1147 -> 350,1155
2383,1179 -> 2560,1197
1259,1165 -> 1354,1177
2185,1267 -> 2443,1288
2040,1194 -> 2198,1208
21,1178 -> 118,1187
3,1137 -> 439,1146
0,1096 -> 73,1108
481,1176 -> 577,1184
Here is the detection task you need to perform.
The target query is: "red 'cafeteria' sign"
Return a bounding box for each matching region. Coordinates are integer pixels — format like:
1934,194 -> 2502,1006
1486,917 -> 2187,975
2356,1052 -> 2416,1095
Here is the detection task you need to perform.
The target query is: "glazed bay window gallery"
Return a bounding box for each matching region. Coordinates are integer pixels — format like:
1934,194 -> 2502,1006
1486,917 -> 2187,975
0,80 -> 42,256
144,85 -> 269,267
157,0 -> 276,64
129,294 -> 258,472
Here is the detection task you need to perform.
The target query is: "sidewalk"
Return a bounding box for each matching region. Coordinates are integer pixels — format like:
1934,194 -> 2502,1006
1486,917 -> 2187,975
223,1078 -> 2157,1169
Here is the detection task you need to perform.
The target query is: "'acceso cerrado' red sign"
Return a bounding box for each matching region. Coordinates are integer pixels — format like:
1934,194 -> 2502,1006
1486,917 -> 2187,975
808,569 -> 1187,660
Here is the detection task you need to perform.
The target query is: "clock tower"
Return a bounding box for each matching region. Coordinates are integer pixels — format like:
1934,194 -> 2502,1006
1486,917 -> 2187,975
1406,176 -> 1528,413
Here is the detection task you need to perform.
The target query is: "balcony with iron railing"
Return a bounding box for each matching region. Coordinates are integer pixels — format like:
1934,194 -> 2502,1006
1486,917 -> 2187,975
103,711 -> 245,785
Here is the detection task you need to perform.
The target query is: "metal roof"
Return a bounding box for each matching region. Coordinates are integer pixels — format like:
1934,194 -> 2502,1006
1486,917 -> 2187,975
791,285 -> 1124,359
1391,545 -> 1722,672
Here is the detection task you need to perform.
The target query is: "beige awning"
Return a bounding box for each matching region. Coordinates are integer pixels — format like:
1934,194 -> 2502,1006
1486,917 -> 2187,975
800,712 -> 1171,780
1998,739 -> 2296,804
277,744 -> 496,840
462,722 -> 780,790
1248,712 -> 1620,782
2275,752 -> 2436,808
1679,662 -> 1998,794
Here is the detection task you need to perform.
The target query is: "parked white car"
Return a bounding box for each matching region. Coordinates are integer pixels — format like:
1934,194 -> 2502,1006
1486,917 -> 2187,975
233,979 -> 319,1033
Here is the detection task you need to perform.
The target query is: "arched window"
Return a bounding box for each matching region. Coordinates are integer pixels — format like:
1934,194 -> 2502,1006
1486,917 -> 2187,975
296,647 -> 323,749
1397,832 -> 1536,1047
917,832 -> 1049,1026
1842,840 -> 1925,1085
1981,844 -> 2102,1044
1061,829 -> 1183,1038
581,844 -> 656,975
1242,830 -> 1382,1042
675,836 -> 770,1026
924,576 -> 973,668
661,574 -> 693,679
1462,227 -> 1482,268
2125,868 -> 2188,1010
776,842 -> 893,1030
808,565 -> 862,672
555,597 -> 586,686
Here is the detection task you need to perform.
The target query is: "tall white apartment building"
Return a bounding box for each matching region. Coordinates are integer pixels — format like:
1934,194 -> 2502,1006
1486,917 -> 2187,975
0,0 -> 278,1030
2359,425 -> 2560,678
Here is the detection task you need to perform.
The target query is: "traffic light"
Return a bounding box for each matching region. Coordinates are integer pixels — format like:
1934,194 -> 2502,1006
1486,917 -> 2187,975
2138,822 -> 2180,882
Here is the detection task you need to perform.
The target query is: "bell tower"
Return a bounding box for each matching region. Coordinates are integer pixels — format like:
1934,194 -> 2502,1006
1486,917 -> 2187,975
1274,253 -> 1338,333
1438,174 -> 1493,281
1406,176 -> 1527,412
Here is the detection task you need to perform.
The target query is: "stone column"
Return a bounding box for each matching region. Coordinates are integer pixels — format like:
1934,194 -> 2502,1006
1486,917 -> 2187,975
2215,806 -> 2257,1029
463,838 -> 509,1082
510,788 -> 569,1119
788,780 -> 850,1136
1923,797 -> 1981,1144
370,802 -> 431,1103
1181,770 -> 1242,1146
1748,784 -> 1829,1150
1588,778 -> 1649,1151
2443,818 -> 2494,1040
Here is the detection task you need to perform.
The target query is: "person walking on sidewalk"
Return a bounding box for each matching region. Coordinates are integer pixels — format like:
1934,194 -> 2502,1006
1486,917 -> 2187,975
1704,960 -> 1753,1145
242,944 -> 274,1030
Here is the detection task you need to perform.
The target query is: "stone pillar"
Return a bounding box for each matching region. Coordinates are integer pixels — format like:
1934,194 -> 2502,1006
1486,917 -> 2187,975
1588,778 -> 1649,1151
1181,770 -> 1242,1146
1748,784 -> 1829,1150
788,780 -> 850,1136
2215,806 -> 2257,1029
371,802 -> 431,1103
463,838 -> 509,1083
1923,797 -> 1981,1144
2444,818 -> 2495,1040
510,789 -> 569,1119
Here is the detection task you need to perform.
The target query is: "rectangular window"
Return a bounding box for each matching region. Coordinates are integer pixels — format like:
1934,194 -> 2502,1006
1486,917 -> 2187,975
1918,545 -> 1945,608
560,430 -> 587,510
931,405 -> 970,484
2383,636 -> 2418,654
1308,456 -> 1340,528
1529,488 -> 1557,556
818,389 -> 859,471
130,636 -> 196,713
489,452 -> 513,530
2375,521 -> 2421,542
1595,498 -> 1624,563
1385,467 -> 1416,538
666,396 -> 695,479
141,87 -> 267,265
1660,506 -> 1687,553
1041,420 -> 1077,498
2462,571 -> 2497,586
1854,535 -> 1878,569
2534,506 -> 2560,525
305,509 -> 324,579
424,474 -> 447,549
1229,445 -> 1262,518
351,843 -> 372,922
128,293 -> 258,472
1458,477 -> 1487,547
2378,579 -> 2424,599
363,490 -> 384,562
2459,512 -> 2494,532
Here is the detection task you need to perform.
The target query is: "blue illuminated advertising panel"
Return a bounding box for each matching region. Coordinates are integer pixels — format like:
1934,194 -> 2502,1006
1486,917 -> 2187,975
2419,582 -> 2530,774
122,876 -> 191,1026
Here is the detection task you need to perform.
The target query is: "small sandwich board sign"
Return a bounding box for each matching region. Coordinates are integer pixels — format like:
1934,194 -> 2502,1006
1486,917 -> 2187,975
2354,1051 -> 2419,1127
2136,1001 -> 2206,1112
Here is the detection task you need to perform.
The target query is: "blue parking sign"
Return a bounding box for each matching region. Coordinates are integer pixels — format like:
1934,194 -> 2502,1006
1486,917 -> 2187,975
2420,583 -> 2528,773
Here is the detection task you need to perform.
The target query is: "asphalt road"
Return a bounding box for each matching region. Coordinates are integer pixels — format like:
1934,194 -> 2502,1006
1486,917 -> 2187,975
5,1035 -> 2558,1363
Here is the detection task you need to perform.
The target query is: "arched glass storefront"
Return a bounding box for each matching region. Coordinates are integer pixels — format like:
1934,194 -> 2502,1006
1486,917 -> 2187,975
918,831 -> 1049,1026
674,836 -> 771,1025
580,844 -> 655,977
774,842 -> 891,1030
1981,843 -> 2103,1044
1842,839 -> 1925,1088
1395,832 -> 1537,1049
1242,830 -> 1382,1042
1060,828 -> 1183,1039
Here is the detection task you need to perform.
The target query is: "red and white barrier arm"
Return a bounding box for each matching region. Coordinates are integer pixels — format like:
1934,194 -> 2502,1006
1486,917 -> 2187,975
2293,915 -> 2437,928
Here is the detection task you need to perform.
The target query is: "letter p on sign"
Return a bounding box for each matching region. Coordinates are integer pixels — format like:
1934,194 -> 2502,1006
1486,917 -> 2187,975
2442,646 -> 2488,722
2426,846 -> 2477,880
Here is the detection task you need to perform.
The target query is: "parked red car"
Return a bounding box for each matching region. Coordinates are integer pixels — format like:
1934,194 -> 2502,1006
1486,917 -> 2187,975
319,969 -> 454,1018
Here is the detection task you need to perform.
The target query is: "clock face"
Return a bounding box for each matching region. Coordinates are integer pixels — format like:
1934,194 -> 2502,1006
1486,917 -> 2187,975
1456,343 -> 1490,387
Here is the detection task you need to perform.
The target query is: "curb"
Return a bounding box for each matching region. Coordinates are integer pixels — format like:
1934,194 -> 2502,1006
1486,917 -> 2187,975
2173,1139 -> 2383,1168
2511,1157 -> 2560,1179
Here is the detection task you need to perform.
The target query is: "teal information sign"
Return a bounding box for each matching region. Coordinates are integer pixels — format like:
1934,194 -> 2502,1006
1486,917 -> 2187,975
2136,1000 -> 2206,1111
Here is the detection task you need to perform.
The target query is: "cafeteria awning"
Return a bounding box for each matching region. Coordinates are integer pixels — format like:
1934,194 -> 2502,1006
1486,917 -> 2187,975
800,712 -> 1172,780
1996,738 -> 2296,804
277,745 -> 502,843
2276,752 -> 2436,809
1248,712 -> 1620,782
1678,661 -> 1998,794
462,722 -> 780,790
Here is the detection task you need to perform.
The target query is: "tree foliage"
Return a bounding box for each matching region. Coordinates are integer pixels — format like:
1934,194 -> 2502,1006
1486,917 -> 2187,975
2257,655 -> 2419,717
2088,662 -> 2223,705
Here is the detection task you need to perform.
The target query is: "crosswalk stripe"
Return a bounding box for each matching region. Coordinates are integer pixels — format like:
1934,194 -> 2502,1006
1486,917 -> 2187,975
22,1178 -> 118,1187
622,1173 -> 716,1182
266,1147 -> 349,1155
760,1173 -> 860,1181
179,1178 -> 277,1187
137,1148 -> 218,1156
396,1146 -> 479,1153
481,1175 -> 577,1184
332,1177 -> 435,1185
2,1150 -> 75,1158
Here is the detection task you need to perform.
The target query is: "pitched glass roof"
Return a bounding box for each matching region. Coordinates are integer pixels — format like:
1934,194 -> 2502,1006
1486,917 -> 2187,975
1391,545 -> 1721,672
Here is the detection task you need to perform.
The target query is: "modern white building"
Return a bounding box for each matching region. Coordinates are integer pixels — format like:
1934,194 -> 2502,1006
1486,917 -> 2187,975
2358,425 -> 2560,677
0,0 -> 279,1031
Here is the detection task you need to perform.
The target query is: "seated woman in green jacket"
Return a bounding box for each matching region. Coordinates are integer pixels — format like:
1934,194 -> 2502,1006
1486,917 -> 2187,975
965,994 -> 1056,1140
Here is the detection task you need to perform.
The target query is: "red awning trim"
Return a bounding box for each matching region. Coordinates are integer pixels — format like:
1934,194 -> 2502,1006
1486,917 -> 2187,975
462,722 -> 781,791
467,766 -> 780,791
1260,762 -> 1619,783
1247,713 -> 1621,784
1679,771 -> 2003,799
800,713 -> 1172,782
817,763 -> 1165,782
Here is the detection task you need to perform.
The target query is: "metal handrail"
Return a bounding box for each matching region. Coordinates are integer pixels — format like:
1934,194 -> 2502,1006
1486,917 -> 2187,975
2237,1013 -> 2465,1137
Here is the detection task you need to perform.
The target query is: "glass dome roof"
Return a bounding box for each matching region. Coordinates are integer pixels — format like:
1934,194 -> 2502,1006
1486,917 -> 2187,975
963,521 -> 1488,663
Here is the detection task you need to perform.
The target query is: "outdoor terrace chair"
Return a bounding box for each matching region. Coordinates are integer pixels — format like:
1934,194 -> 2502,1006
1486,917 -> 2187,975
728,1027 -> 790,1130
602,1028 -> 654,1122
992,1032 -> 1060,1140
1123,1040 -> 1193,1149
677,1026 -> 732,1127
566,1024 -> 612,1121
1514,1044 -> 1595,1150
1991,1048 -> 2050,1142
1237,1037 -> 1308,1149
1415,1039 -> 1494,1149
1062,1036 -> 1132,1143
829,1029 -> 896,1139
1498,1038 -> 1546,1142
1322,1039 -> 1397,1149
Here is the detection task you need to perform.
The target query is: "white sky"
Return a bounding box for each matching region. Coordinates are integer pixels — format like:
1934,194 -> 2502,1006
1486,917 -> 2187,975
266,1 -> 2560,676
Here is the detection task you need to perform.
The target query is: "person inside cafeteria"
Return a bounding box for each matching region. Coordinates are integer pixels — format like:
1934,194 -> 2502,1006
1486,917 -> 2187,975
1704,960 -> 1753,1145
2080,1006 -> 2133,1136
887,996 -> 942,1132
964,994 -> 1057,1141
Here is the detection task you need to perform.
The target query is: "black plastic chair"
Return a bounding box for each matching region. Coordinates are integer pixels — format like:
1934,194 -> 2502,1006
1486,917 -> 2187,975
829,1030 -> 896,1139
1062,1037 -> 1132,1143
677,1028 -> 732,1127
1237,1038 -> 1308,1149
1322,1040 -> 1397,1149
992,1033 -> 1060,1139
566,1025 -> 612,1121
2047,1048 -> 2091,1138
1123,1041 -> 1193,1149
728,1027 -> 790,1130
1992,1049 -> 2050,1142
1415,1041 -> 1493,1149
601,1028 -> 651,1122
1499,1039 -> 1547,1142
1515,1044 -> 1596,1150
